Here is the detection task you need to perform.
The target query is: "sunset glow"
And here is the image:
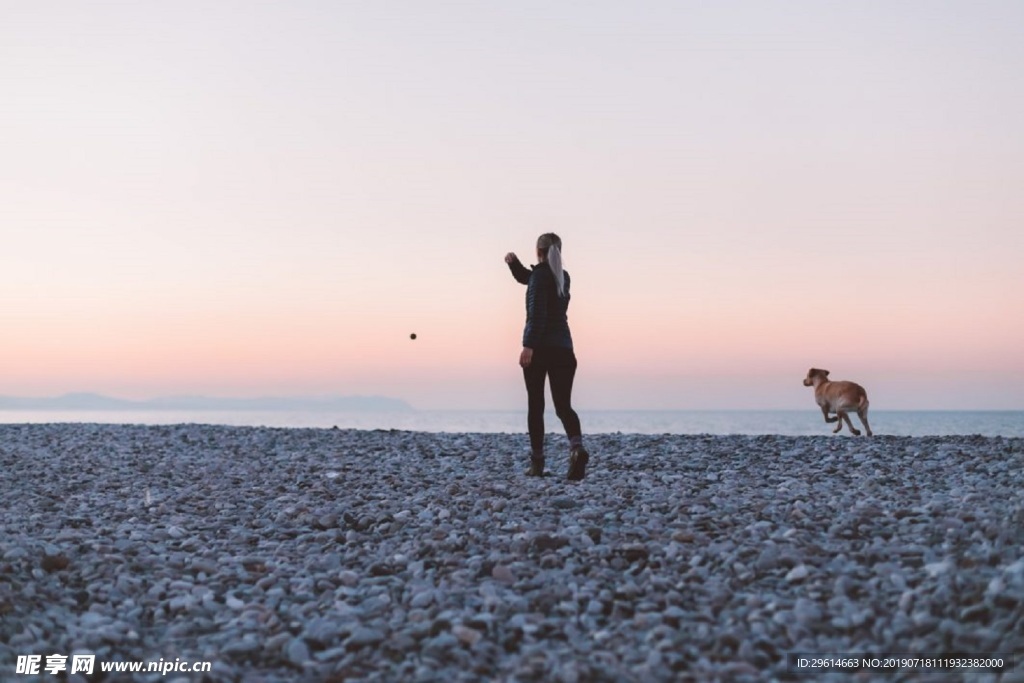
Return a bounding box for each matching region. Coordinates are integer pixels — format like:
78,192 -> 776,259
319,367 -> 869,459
3,2 -> 1022,410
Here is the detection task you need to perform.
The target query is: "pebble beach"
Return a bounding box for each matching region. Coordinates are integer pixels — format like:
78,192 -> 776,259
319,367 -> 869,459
1,424 -> 1022,682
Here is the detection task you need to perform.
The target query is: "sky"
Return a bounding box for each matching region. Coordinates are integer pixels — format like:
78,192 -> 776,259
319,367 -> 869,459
2,1 -> 1023,411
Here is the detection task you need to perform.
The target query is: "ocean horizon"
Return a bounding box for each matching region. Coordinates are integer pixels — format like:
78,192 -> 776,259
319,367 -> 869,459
1,409 -> 1021,438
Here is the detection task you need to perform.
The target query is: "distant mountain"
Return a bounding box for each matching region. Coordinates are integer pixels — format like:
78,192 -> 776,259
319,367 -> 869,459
0,393 -> 413,412
0,392 -> 133,410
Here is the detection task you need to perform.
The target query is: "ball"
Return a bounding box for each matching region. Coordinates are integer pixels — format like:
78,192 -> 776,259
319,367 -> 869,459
409,333 -> 417,340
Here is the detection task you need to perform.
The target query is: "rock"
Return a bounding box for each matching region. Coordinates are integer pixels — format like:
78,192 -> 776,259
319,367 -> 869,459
304,619 -> 343,646
924,559 -> 953,578
4,547 -> 28,561
959,604 -> 990,622
345,627 -> 385,650
40,553 -> 70,572
424,633 -> 459,654
222,638 -> 261,657
2,425 -> 1022,683
492,565 -> 516,584
793,598 -> 822,626
286,637 -> 310,665
785,565 -> 809,583
410,591 -> 433,609
452,624 -> 482,646
532,534 -> 569,551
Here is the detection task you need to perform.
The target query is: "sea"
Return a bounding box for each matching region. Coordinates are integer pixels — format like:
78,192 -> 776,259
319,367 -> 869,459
1,410 -> 1021,437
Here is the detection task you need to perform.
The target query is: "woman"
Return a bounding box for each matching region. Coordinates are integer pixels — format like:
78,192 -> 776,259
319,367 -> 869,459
504,233 -> 589,480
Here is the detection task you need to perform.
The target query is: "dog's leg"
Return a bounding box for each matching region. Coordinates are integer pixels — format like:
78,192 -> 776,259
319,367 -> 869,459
858,408 -> 873,437
820,406 -> 838,424
832,411 -> 844,433
840,411 -> 861,436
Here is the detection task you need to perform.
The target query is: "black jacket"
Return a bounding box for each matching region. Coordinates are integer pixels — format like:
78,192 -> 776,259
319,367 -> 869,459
508,257 -> 573,350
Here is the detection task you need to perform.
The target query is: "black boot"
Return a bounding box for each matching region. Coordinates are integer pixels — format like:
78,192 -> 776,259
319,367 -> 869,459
567,446 -> 589,481
526,455 -> 545,477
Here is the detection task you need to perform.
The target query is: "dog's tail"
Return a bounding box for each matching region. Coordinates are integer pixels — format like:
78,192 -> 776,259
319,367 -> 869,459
858,393 -> 870,411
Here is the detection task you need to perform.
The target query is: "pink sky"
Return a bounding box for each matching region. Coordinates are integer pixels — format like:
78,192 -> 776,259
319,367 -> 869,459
2,2 -> 1022,410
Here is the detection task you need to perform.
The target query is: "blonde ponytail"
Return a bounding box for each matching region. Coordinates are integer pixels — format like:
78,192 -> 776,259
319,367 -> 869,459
547,244 -> 566,298
537,232 -> 566,298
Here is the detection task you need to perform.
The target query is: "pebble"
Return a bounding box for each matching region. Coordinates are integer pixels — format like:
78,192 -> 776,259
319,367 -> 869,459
0,425 -> 1021,682
491,564 -> 516,584
785,564 -> 809,582
345,627 -> 385,649
286,637 -> 310,665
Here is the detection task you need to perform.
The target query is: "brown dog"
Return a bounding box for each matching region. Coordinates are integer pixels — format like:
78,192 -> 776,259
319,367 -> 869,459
803,368 -> 873,436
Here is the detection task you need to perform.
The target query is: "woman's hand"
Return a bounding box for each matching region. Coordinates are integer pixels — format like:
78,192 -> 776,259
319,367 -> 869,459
504,252 -> 519,265
519,347 -> 534,368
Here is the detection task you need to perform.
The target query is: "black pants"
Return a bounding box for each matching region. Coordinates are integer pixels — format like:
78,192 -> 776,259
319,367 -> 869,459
523,346 -> 582,455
